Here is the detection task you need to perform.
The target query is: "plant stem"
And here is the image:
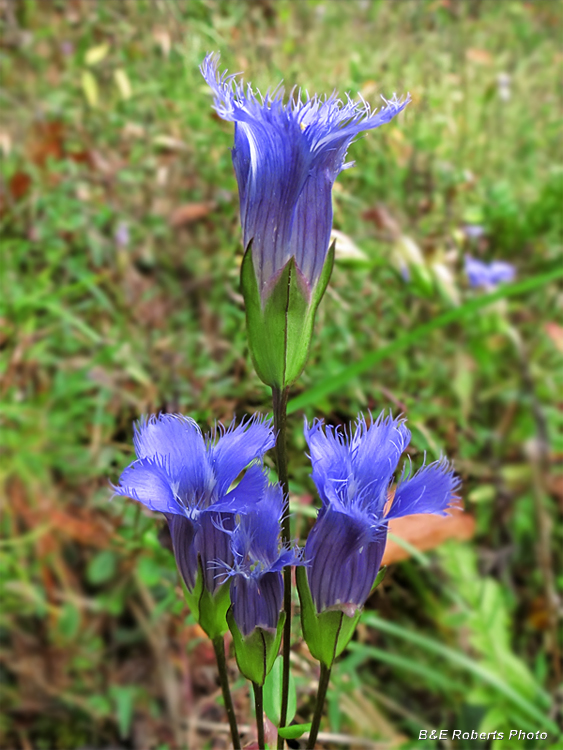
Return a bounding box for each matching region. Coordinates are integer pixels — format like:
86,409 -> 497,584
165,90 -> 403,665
253,682 -> 265,749
212,636 -> 241,750
306,663 -> 332,749
272,385 -> 291,749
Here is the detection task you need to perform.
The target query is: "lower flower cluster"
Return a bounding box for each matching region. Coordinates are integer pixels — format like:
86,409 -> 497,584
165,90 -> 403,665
114,410 -> 460,643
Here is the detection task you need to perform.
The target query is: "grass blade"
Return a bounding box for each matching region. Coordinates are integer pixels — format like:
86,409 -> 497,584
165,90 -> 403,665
361,612 -> 558,732
288,267 -> 563,414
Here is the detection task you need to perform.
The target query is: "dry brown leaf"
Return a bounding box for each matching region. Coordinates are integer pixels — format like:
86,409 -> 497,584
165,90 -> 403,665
548,473 -> 563,511
526,596 -> 551,631
28,121 -> 65,166
50,508 -> 115,548
169,201 -> 216,227
362,203 -> 401,238
544,322 -> 563,353
9,171 -> 32,200
465,48 -> 493,65
382,508 -> 475,565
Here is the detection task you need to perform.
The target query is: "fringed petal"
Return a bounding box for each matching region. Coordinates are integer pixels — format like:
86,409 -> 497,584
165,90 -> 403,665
210,414 -> 275,497
388,458 -> 461,520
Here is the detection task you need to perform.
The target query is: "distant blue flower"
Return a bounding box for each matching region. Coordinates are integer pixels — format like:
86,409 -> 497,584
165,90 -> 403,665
463,224 -> 486,240
465,255 -> 515,289
304,413 -> 460,615
201,53 -> 410,303
114,221 -> 130,247
220,483 -> 299,636
113,413 -> 275,594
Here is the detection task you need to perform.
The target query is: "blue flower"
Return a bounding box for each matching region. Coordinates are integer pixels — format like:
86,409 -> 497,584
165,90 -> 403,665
303,413 -> 460,615
201,53 -> 410,304
221,483 -> 299,636
113,413 -> 275,594
465,255 -> 515,289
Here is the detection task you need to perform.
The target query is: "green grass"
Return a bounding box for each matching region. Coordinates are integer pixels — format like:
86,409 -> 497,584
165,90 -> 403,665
1,1 -> 562,748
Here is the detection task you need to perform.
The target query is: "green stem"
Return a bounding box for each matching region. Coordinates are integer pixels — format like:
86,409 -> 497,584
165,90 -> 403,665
272,385 -> 291,749
253,682 -> 265,749
306,663 -> 332,749
212,636 -> 241,750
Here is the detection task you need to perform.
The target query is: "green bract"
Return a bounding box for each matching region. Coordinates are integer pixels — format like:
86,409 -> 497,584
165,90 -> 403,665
184,558 -> 231,640
296,565 -> 362,668
227,608 -> 286,686
240,242 -> 335,389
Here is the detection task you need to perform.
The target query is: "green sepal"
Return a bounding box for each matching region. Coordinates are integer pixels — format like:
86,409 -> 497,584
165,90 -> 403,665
227,608 -> 285,686
183,557 -> 230,640
296,566 -> 362,668
370,566 -> 387,593
240,242 -> 335,388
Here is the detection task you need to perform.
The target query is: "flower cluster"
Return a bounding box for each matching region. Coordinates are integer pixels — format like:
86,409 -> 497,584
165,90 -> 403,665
465,254 -> 515,289
115,411 -> 459,636
113,413 -> 275,596
113,52 -> 465,747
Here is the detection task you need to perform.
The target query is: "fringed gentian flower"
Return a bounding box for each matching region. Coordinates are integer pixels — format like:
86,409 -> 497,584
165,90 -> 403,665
201,53 -> 411,388
465,255 -> 515,289
113,413 -> 275,595
224,483 -> 298,637
303,413 -> 461,616
215,482 -> 301,686
201,52 -> 410,301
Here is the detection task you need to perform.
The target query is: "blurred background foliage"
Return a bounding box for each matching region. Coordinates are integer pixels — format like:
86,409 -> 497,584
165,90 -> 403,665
0,0 -> 561,748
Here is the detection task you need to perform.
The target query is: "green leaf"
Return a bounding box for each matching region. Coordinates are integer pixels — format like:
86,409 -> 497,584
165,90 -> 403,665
240,242 -> 334,388
361,611 -> 558,733
57,602 -> 81,640
110,685 -> 135,739
227,609 -> 285,686
278,723 -> 312,740
137,555 -> 161,587
263,655 -> 296,727
87,550 -> 117,585
86,694 -> 112,718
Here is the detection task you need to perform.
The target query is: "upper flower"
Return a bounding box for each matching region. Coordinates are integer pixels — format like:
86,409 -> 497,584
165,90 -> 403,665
303,413 -> 460,614
113,413 -> 275,593
201,53 -> 410,303
465,255 -> 516,289
221,483 -> 299,637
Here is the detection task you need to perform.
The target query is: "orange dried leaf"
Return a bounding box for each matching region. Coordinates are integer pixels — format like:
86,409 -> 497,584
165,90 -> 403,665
169,202 -> 216,227
544,322 -> 563,353
50,508 -> 114,548
382,508 -> 475,565
9,171 -> 32,200
466,48 -> 493,65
